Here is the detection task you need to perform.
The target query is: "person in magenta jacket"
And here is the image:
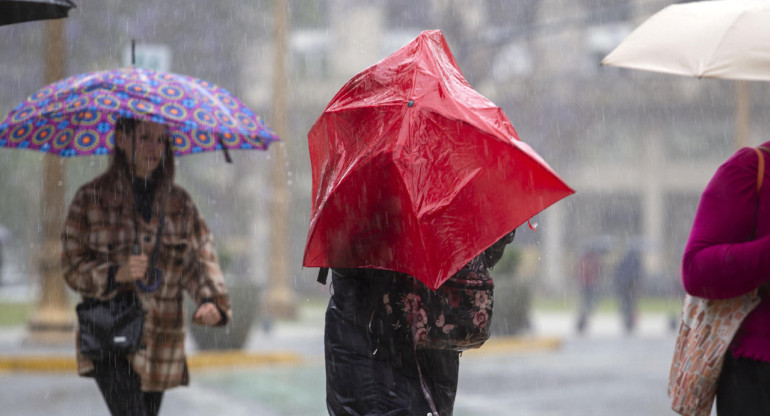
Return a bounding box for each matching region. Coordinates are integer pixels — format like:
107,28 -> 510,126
682,142 -> 770,415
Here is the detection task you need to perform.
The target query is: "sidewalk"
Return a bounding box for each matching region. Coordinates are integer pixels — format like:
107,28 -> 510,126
0,304 -> 677,415
191,309 -> 678,416
3,302 -> 640,372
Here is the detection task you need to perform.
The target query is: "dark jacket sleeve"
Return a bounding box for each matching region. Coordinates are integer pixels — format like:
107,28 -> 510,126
484,230 -> 516,269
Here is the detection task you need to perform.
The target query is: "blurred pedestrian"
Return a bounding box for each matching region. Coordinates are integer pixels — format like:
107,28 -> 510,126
61,118 -> 231,416
324,231 -> 516,416
614,246 -> 643,333
575,247 -> 604,334
681,144 -> 770,415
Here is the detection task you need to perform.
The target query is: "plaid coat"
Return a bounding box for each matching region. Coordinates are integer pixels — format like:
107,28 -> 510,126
62,164 -> 231,391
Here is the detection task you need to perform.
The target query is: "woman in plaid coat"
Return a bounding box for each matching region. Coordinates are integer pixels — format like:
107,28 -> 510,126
62,118 -> 231,416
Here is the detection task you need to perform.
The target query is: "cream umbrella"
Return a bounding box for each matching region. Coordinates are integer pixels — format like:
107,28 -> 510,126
602,0 -> 770,149
602,0 -> 770,81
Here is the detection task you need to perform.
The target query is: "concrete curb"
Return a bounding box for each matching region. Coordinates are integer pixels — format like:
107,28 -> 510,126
0,355 -> 77,372
462,335 -> 563,356
188,351 -> 302,370
0,335 -> 561,373
0,350 -> 303,373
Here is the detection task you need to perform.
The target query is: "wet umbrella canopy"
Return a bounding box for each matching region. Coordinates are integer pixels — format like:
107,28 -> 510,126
0,66 -> 280,158
0,0 -> 76,26
303,30 -> 574,290
602,0 -> 770,81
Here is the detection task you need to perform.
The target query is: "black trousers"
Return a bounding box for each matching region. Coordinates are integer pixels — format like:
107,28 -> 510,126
325,293 -> 460,416
92,355 -> 164,416
716,353 -> 770,415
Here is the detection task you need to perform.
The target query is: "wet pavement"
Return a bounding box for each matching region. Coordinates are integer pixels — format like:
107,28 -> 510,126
0,302 -> 686,416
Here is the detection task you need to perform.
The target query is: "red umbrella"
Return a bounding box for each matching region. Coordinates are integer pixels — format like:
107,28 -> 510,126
303,30 -> 574,290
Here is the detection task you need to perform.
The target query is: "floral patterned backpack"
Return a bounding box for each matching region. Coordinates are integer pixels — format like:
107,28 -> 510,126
385,247 -> 498,351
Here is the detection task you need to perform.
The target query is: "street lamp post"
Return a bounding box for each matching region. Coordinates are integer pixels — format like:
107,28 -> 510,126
264,0 -> 298,319
25,19 -> 75,344
735,80 -> 750,150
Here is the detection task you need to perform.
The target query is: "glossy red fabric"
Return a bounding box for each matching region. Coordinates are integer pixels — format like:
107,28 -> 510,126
303,30 -> 574,289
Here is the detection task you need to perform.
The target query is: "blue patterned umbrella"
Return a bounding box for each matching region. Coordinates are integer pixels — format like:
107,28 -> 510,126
0,67 -> 280,159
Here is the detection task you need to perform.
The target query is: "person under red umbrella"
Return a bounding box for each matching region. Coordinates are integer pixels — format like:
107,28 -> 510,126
325,230 -> 516,416
310,30 -> 570,416
303,30 -> 573,291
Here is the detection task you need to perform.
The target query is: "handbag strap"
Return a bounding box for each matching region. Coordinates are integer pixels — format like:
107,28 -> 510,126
136,209 -> 165,293
751,147 -> 766,240
149,209 -> 165,270
754,147 -> 766,193
754,146 -> 770,298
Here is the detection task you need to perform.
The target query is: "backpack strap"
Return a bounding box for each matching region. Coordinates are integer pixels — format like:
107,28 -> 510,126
317,267 -> 329,285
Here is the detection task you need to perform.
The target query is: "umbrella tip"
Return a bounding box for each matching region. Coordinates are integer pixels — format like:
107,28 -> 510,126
407,100 -> 415,108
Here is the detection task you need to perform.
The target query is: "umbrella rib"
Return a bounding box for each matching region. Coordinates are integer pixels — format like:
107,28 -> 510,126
700,13 -> 744,78
394,154 -> 434,281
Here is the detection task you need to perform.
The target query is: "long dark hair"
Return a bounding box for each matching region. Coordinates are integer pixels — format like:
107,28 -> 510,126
111,117 -> 175,188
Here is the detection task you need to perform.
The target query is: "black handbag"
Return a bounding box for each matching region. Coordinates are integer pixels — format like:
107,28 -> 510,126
76,210 -> 165,359
76,291 -> 145,359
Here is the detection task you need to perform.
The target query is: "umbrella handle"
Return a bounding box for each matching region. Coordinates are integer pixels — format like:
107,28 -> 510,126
136,268 -> 163,293
132,243 -> 163,293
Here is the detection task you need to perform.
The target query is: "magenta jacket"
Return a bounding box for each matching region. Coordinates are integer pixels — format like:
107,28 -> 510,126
682,142 -> 770,361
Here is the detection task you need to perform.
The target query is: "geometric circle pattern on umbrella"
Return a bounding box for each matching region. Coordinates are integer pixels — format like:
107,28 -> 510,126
0,67 -> 280,157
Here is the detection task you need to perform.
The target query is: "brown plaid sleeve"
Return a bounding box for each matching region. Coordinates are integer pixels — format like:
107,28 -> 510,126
182,200 -> 231,326
61,186 -> 116,300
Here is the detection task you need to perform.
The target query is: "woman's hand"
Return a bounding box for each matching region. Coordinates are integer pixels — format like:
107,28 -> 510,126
193,302 -> 222,326
115,254 -> 149,283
